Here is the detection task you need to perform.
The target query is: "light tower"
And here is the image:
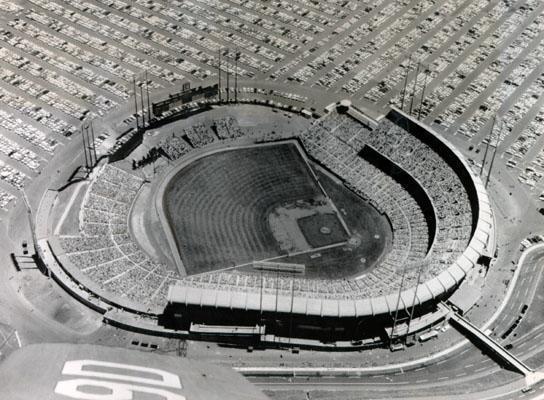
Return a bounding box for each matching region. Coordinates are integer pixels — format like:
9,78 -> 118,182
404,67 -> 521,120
234,49 -> 240,103
480,116 -> 497,177
409,61 -> 421,116
485,118 -> 502,189
140,82 -> 146,129
217,48 -> 222,102
146,70 -> 152,125
417,64 -> 429,121
133,77 -> 140,130
81,126 -> 89,170
88,121 -> 97,165
226,48 -> 230,102
400,55 -> 412,111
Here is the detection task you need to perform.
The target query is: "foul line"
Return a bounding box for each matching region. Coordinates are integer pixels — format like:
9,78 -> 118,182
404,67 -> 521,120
296,142 -> 352,237
14,330 -> 21,348
187,241 -> 349,279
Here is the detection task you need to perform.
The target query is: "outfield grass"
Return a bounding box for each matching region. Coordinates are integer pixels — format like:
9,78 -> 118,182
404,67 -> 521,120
163,142 -> 322,275
162,142 -> 392,280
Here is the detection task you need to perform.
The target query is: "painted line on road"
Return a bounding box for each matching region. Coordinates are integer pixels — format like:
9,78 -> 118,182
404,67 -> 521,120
54,181 -> 85,235
481,244 -> 544,332
14,330 -> 21,348
256,381 -> 418,387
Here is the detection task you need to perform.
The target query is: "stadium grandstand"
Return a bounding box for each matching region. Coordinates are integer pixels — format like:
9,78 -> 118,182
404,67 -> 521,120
37,97 -> 494,344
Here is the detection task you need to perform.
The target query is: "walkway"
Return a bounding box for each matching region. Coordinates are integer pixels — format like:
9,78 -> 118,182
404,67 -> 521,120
450,312 -> 544,386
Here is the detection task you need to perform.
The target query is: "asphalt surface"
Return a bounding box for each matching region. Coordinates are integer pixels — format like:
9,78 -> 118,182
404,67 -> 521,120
247,247 -> 544,399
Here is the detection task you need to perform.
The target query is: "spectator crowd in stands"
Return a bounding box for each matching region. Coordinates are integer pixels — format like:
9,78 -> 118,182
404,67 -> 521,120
58,110 -> 477,309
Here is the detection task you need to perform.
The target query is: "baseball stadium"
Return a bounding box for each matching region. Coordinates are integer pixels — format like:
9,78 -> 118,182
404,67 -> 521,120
35,86 -> 494,345
4,1 -> 544,398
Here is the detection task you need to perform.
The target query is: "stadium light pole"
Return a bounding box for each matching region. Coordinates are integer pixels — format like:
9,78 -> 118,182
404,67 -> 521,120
406,261 -> 425,335
400,55 -> 412,111
87,124 -> 93,166
486,143 -> 498,189
391,110 -> 415,343
226,48 -> 230,102
417,65 -> 429,121
84,126 -> 92,167
85,126 -> 93,167
409,62 -> 421,116
391,263 -> 408,344
140,83 -> 146,129
485,119 -> 501,189
146,70 -> 152,125
81,126 -> 89,171
480,116 -> 496,177
275,269 -> 279,313
259,266 -> 263,325
218,48 -> 222,102
90,121 -> 97,165
133,77 -> 140,131
288,277 -> 294,344
235,49 -> 240,103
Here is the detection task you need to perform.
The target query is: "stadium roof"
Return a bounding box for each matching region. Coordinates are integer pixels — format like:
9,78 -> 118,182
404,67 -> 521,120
0,343 -> 268,400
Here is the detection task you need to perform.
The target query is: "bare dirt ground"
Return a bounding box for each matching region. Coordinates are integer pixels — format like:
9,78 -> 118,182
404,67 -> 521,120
269,199 -> 342,253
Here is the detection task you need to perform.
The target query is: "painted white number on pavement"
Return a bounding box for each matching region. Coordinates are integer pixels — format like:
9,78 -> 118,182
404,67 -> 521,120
54,359 -> 186,400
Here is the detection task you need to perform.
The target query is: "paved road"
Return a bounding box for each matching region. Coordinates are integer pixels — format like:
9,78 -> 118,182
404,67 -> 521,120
245,245 -> 544,398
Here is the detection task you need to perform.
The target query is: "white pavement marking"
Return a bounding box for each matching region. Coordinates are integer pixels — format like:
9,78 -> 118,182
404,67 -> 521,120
528,344 -> 538,351
14,330 -> 21,348
54,181 -> 84,235
259,382 -> 412,386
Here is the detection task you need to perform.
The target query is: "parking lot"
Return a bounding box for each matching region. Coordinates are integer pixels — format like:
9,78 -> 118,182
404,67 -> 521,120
0,0 -> 543,210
